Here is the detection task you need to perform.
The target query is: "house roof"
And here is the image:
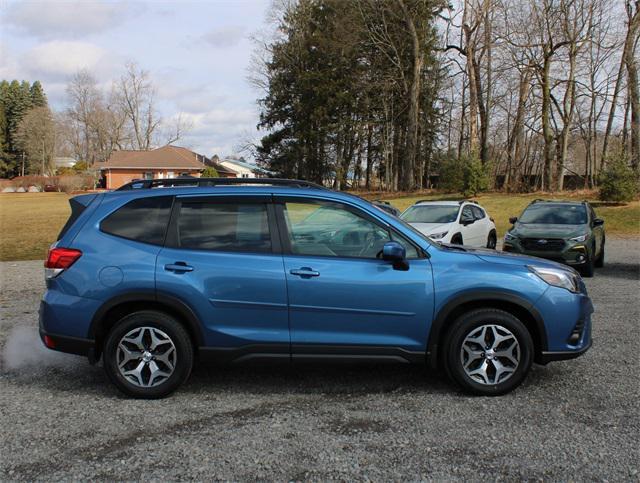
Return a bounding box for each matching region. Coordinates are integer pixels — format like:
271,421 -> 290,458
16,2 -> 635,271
96,145 -> 235,175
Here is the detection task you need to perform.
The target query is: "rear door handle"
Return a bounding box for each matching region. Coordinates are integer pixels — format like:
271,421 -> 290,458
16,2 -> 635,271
289,267 -> 320,278
165,262 -> 194,273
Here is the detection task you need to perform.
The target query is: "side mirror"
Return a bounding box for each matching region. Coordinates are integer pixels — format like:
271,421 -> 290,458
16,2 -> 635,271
509,216 -> 518,224
593,218 -> 604,227
461,218 -> 475,226
382,241 -> 409,271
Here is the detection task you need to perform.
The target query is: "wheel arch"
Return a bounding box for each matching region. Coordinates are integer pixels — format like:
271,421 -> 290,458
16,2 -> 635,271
89,291 -> 205,361
426,291 -> 547,369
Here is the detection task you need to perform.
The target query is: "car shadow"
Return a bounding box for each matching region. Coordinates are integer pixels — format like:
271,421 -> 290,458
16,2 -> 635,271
597,262 -> 640,281
185,361 -> 452,397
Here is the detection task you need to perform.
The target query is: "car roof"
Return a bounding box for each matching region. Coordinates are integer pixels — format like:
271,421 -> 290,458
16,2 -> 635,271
413,200 -> 466,206
101,179 -> 378,211
529,199 -> 587,206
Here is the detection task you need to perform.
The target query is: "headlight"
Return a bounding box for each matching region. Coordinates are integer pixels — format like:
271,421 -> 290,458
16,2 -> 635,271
429,231 -> 448,240
528,266 -> 580,293
504,232 -> 517,241
570,234 -> 588,242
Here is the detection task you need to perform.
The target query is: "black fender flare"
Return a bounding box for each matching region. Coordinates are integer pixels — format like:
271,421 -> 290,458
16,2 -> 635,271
426,290 -> 548,368
89,290 -> 205,347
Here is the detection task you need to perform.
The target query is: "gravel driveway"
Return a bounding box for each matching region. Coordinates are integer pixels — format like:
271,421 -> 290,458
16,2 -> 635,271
1,238 -> 639,480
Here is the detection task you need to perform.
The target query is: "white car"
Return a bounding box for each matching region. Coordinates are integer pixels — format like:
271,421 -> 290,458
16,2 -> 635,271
400,200 -> 497,248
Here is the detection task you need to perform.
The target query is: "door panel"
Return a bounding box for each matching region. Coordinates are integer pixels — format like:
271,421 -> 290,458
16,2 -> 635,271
284,257 -> 433,352
156,249 -> 289,348
156,197 -> 289,351
277,198 -> 434,355
459,206 -> 479,246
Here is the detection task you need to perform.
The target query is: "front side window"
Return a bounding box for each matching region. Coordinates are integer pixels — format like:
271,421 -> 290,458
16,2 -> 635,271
461,206 -> 474,223
101,196 -> 173,245
401,205 -> 459,224
283,201 -> 418,259
177,202 -> 271,253
472,206 -> 485,220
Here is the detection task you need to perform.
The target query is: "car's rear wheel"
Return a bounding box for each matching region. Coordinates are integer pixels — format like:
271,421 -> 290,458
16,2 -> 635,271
103,310 -> 193,399
486,231 -> 497,249
444,308 -> 533,396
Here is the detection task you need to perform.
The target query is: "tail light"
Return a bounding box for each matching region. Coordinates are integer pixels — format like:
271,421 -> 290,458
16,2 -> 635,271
45,247 -> 82,279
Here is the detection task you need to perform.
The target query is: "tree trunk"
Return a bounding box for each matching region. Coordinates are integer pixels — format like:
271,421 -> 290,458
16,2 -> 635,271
624,2 -> 640,170
397,0 -> 423,191
541,54 -> 554,191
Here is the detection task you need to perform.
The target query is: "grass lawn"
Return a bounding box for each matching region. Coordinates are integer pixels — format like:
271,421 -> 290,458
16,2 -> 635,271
0,191 -> 638,261
0,192 -> 72,262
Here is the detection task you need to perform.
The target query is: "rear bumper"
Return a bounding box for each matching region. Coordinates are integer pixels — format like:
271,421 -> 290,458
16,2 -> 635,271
39,298 -> 97,360
39,328 -> 95,357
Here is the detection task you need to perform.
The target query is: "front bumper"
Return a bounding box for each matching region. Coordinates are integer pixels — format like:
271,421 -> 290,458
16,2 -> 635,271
503,239 -> 591,266
539,338 -> 592,364
534,287 -> 594,364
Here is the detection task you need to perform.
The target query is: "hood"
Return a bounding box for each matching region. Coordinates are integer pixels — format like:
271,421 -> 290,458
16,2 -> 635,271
409,222 -> 452,236
439,244 -> 573,271
511,222 -> 587,238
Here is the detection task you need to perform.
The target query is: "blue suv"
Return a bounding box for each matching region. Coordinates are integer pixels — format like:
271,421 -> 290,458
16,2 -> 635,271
40,178 -> 593,398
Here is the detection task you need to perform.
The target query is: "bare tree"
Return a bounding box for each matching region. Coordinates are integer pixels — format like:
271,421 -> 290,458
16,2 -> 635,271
15,106 -> 56,175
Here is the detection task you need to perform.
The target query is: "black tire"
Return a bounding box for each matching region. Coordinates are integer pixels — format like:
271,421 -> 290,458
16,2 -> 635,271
580,252 -> 595,278
103,310 -> 193,399
444,308 -> 533,396
595,239 -> 605,268
486,230 -> 497,249
451,233 -> 463,245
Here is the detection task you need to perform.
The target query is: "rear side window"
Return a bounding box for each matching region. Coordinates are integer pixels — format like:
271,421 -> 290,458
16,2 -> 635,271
177,202 -> 271,253
101,196 -> 173,245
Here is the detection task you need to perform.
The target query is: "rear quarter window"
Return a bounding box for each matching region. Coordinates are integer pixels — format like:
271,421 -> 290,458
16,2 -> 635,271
101,196 -> 173,245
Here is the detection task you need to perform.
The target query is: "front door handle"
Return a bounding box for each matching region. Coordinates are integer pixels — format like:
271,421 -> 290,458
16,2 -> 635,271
165,262 -> 194,273
289,267 -> 320,278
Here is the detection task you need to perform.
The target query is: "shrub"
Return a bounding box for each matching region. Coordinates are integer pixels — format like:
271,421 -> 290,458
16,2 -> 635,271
437,155 -> 465,193
57,175 -> 94,193
599,150 -> 639,202
202,166 -> 219,177
463,155 -> 490,197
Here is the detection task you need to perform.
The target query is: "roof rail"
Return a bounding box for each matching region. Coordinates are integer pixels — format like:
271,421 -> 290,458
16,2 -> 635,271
115,177 -> 328,191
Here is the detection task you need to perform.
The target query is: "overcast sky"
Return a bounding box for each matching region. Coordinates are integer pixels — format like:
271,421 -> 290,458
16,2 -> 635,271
1,0 -> 272,158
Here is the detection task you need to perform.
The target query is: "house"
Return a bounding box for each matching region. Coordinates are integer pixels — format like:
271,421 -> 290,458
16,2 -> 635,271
96,145 -> 236,189
217,158 -> 271,178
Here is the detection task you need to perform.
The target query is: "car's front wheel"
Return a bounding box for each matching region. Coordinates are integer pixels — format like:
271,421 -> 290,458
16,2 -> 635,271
444,308 -> 533,396
103,310 -> 194,398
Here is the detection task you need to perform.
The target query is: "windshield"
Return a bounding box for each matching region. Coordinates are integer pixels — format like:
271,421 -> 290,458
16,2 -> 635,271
401,205 -> 459,224
519,204 -> 587,225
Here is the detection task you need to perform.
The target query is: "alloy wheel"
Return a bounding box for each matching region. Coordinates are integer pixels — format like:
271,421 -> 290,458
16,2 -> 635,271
116,327 -> 177,388
460,324 -> 520,385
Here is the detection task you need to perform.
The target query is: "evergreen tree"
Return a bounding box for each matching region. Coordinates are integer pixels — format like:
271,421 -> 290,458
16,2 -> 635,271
30,81 -> 47,107
256,0 -> 444,189
0,79 -> 49,176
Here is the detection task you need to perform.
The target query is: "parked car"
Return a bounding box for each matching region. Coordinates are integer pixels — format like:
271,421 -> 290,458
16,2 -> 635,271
371,200 -> 401,217
503,199 -> 605,277
400,200 -> 497,248
41,178 -> 592,398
